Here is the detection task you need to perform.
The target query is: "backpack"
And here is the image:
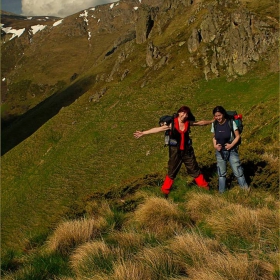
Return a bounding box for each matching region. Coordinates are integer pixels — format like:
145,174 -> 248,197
159,113 -> 195,146
159,114 -> 176,146
214,110 -> 243,145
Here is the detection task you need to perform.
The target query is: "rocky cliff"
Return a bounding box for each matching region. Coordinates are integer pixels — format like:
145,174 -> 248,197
1,0 -> 279,122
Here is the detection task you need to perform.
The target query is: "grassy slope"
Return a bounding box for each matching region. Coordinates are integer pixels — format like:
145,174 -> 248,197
1,0 -> 279,255
2,67 -> 279,251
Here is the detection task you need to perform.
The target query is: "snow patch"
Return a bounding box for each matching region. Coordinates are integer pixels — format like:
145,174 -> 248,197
53,19 -> 63,26
2,27 -> 25,40
31,24 -> 46,35
79,10 -> 89,25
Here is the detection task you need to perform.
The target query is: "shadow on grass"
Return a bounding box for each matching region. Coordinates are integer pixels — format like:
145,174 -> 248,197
203,160 -> 278,194
1,75 -> 95,156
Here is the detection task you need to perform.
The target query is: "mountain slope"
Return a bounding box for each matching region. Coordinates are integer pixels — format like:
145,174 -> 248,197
1,0 -> 279,253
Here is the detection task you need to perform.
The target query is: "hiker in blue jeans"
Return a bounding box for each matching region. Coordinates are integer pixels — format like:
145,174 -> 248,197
211,106 -> 249,193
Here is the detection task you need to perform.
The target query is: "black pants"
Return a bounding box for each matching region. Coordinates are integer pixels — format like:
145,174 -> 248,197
167,145 -> 200,179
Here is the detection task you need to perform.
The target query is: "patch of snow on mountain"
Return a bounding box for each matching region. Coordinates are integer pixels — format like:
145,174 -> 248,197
79,10 -> 89,25
53,19 -> 63,27
31,24 -> 47,35
2,27 -> 25,40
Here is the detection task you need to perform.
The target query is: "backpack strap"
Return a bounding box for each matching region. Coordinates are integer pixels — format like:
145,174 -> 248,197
213,120 -> 218,134
228,119 -> 235,137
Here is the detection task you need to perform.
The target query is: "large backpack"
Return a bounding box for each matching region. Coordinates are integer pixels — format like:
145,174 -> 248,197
159,114 -> 176,146
159,113 -> 195,146
214,110 -> 243,145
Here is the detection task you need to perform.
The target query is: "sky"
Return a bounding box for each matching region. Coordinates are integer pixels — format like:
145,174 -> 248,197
1,0 -> 117,17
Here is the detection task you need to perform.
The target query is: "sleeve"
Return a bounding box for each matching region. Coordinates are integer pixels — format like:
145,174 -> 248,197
210,123 -> 214,133
232,121 -> 238,131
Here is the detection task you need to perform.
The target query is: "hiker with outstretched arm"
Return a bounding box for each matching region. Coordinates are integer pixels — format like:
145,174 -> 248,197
134,106 -> 213,197
211,105 -> 249,193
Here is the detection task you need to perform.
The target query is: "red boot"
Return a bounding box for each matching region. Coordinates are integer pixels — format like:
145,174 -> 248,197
161,175 -> 174,196
194,173 -> 209,190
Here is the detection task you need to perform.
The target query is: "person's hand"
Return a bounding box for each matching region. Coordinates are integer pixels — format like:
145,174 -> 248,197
215,144 -> 222,151
224,143 -> 233,150
134,131 -> 144,139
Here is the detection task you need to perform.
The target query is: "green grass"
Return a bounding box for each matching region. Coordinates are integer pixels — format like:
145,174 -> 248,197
2,71 -> 278,252
1,1 -> 279,278
2,187 -> 278,279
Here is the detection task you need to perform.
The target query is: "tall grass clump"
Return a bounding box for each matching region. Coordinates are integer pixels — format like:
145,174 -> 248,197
205,204 -> 279,251
184,192 -> 229,222
168,231 -> 274,280
70,241 -> 117,278
136,246 -> 185,279
106,231 -> 145,256
187,253 -> 274,280
111,259 -> 150,280
169,232 -> 224,268
132,197 -> 188,238
222,188 -> 279,209
46,217 -> 107,255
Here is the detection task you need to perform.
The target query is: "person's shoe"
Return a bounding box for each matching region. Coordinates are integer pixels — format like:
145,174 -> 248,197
161,175 -> 174,195
194,174 -> 209,190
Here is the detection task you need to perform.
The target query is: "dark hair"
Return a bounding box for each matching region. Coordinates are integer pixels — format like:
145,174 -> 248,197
177,106 -> 195,121
212,106 -> 229,118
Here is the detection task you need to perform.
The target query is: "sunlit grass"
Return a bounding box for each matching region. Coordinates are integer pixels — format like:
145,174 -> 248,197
2,187 -> 278,280
46,217 -> 107,255
70,241 -> 116,278
132,197 -> 188,238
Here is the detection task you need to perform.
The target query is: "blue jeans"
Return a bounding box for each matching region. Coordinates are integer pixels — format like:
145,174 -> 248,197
216,148 -> 248,193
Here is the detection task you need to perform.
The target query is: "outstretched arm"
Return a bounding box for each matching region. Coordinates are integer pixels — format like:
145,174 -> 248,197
190,119 -> 214,126
134,125 -> 170,139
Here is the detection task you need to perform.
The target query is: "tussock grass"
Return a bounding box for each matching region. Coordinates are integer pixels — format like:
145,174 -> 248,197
187,253 -> 274,280
111,259 -> 149,280
46,217 -> 107,255
168,232 -> 275,280
84,199 -> 114,218
205,204 -> 279,250
222,188 -> 279,209
136,246 -> 185,279
106,231 -> 145,255
2,189 -> 278,280
184,192 -> 229,222
169,232 -> 224,267
70,241 -> 117,278
261,151 -> 279,165
132,197 -> 187,238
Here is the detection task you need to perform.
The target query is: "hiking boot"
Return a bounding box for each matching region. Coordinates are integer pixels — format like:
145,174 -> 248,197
194,174 -> 209,190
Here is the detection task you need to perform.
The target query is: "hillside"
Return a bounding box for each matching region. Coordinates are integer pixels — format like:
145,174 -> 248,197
1,0 -> 279,278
